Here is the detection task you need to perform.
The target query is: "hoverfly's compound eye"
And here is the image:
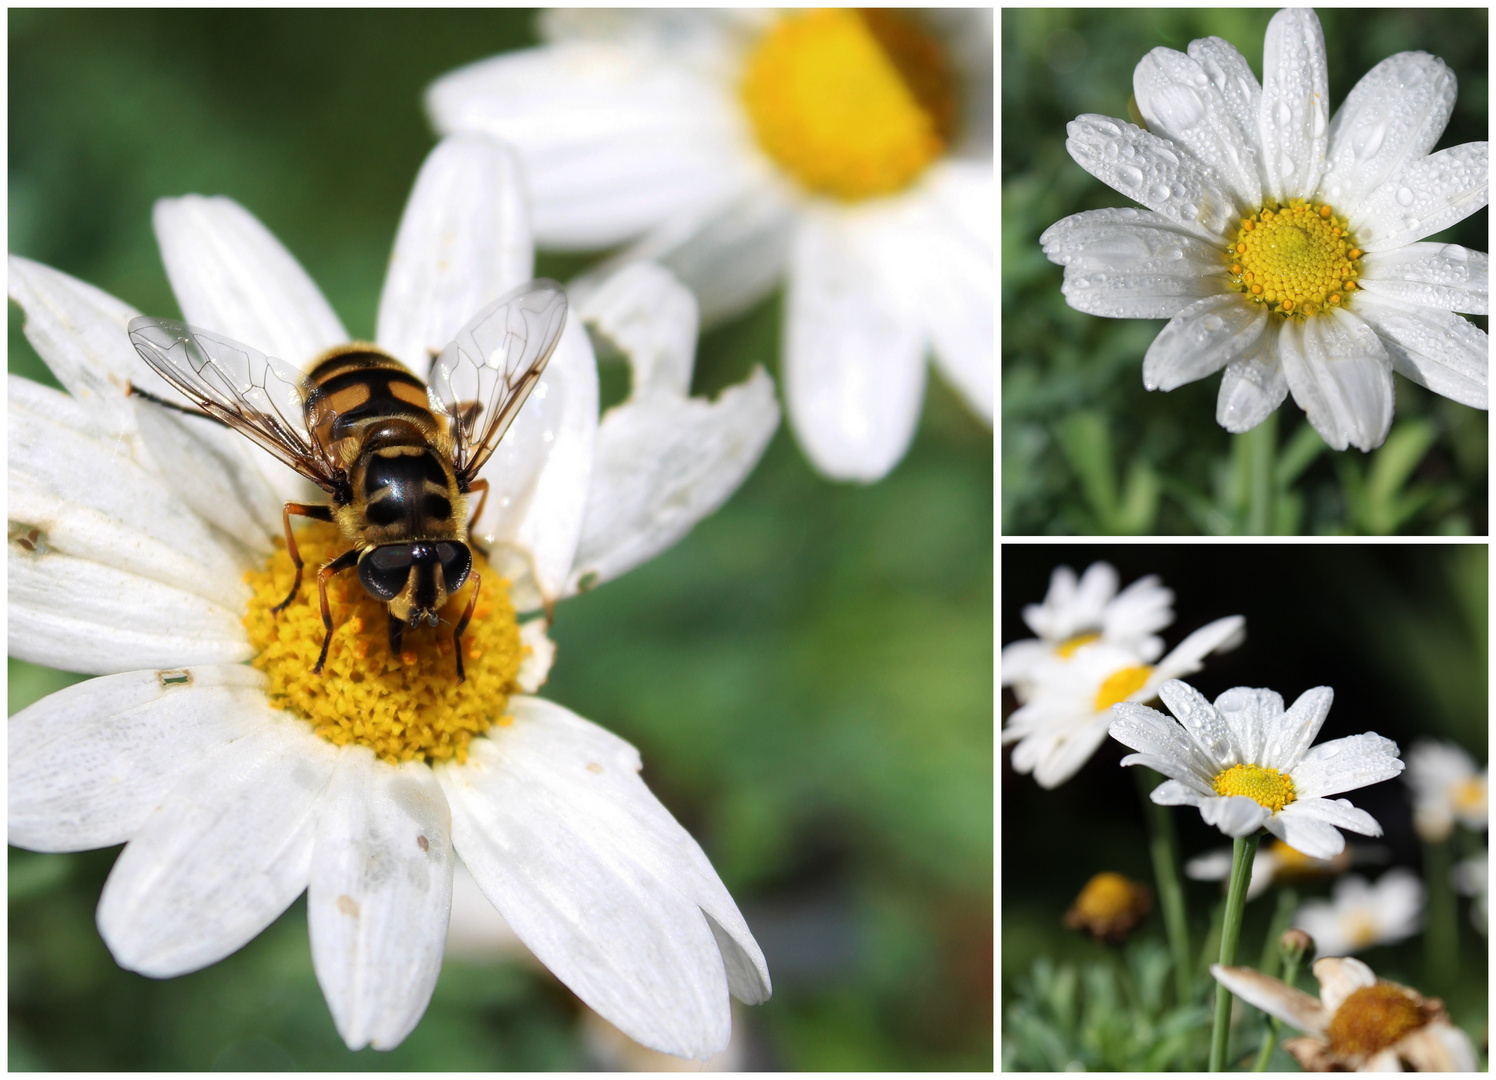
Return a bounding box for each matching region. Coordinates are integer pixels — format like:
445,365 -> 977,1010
359,545 -> 414,601
434,541 -> 473,592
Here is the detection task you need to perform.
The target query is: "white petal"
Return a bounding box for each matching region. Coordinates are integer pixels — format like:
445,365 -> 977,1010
1263,805 -> 1349,860
783,211 -> 925,482
1032,715 -> 1113,789
1201,794 -> 1272,837
566,182 -> 797,328
426,42 -> 750,250
10,547 -> 253,674
567,368 -> 778,594
538,8 -> 756,63
1122,752 -> 1217,796
1259,685 -> 1333,773
1309,955 -> 1377,1015
1153,617 -> 1245,681
8,665 -> 268,852
376,135 -> 533,377
1000,639 -> 1048,690
1278,797 -> 1383,840
1400,1022 -> 1478,1073
1212,686 -> 1285,769
439,697 -> 769,1059
153,196 -> 347,367
309,750 -> 455,1051
1064,114 -> 1238,241
1277,309 -> 1394,452
1041,209 -> 1228,278
1143,293 -> 1268,392
1109,701 -> 1217,790
1359,243 -> 1488,315
1185,36 -> 1264,170
7,255 -> 153,434
1290,733 -> 1404,798
1216,332 -> 1288,433
1352,292 -> 1488,410
515,619 -> 556,693
1355,143 -> 1489,252
1210,964 -> 1329,1035
1258,8 -> 1329,203
1152,778 -> 1211,806
1320,52 -> 1456,211
96,721 -> 337,977
1134,46 -> 1261,206
577,263 -> 697,398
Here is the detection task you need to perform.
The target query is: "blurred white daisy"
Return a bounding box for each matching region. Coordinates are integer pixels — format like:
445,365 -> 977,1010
1292,868 -> 1424,956
1110,680 -> 1403,858
1001,561 -> 1173,704
1452,849 -> 1487,935
1211,955 -> 1476,1071
1002,615 -> 1243,789
1185,836 -> 1359,901
1403,738 -> 1488,842
1041,7 -> 1489,451
427,8 -> 993,482
8,135 -> 777,1058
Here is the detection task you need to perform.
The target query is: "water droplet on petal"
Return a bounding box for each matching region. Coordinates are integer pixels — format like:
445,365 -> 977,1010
1165,247 -> 1185,262
1159,85 -> 1205,129
1278,152 -> 1296,177
1274,100 -> 1292,126
1311,107 -> 1327,138
1094,120 -> 1122,137
1352,118 -> 1386,161
1395,187 -> 1415,207
1117,164 -> 1145,190
1440,244 -> 1469,263
1149,181 -> 1172,202
1202,315 -> 1226,331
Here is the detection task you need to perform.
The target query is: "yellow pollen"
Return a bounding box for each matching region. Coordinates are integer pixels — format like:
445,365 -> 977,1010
1326,984 -> 1428,1058
1452,775 -> 1486,813
1225,199 -> 1362,320
740,8 -> 954,200
1056,631 -> 1101,658
243,522 -> 526,765
1073,872 -> 1141,921
1094,664 -> 1153,712
1213,763 -> 1297,812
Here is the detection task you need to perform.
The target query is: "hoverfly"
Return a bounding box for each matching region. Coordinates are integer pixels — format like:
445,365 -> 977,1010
127,280 -> 568,683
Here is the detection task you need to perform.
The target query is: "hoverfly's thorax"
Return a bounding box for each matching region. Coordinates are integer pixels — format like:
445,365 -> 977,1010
347,446 -> 465,544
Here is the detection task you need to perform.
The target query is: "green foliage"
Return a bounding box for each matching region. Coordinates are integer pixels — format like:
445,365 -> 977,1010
1002,940 -> 1210,1071
1002,8 -> 1489,534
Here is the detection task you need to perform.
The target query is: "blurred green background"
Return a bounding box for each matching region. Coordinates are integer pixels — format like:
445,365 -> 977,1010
7,10 -> 993,1070
1001,545 -> 1488,1069
1003,8 -> 1489,535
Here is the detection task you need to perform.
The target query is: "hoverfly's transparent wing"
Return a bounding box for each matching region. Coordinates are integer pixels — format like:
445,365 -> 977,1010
126,316 -> 340,490
429,280 -> 568,483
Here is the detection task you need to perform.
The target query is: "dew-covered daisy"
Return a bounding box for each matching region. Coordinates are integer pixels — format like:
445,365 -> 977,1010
8,134 -> 778,1058
1211,956 -> 1476,1071
1002,616 -> 1243,789
426,8 -> 993,482
1292,868 -> 1424,956
1040,8 -> 1489,451
1001,561 -> 1174,704
1403,738 -> 1488,842
1110,680 -> 1403,858
1186,836 -> 1358,901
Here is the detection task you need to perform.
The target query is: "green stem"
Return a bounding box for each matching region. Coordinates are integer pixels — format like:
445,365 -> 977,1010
1424,837 -> 1458,991
1209,834 -> 1260,1072
1256,887 -> 1298,979
1136,767 -> 1193,1006
1252,938 -> 1303,1071
1239,412 -> 1278,535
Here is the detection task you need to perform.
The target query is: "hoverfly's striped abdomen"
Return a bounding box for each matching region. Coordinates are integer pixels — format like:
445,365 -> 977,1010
304,347 -> 444,464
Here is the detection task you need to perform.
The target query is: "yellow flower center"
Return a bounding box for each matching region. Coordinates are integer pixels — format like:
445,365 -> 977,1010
1093,664 -> 1153,711
243,522 -> 525,765
1225,199 -> 1363,320
1451,775 -> 1486,813
1326,983 -> 1428,1058
1072,872 -> 1141,921
1344,910 -> 1381,949
1056,631 -> 1101,658
740,8 -> 954,201
1213,763 -> 1297,813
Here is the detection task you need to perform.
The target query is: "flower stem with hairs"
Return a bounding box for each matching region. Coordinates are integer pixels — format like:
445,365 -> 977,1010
1209,834 -> 1260,1071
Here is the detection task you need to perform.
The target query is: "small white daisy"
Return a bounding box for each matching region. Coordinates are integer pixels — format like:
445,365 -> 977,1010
1292,868 -> 1424,956
1110,680 -> 1403,858
1452,849 -> 1488,935
1001,561 -> 1174,704
1185,836 -> 1358,901
1041,7 -> 1489,451
1003,616 -> 1243,789
1403,738 -> 1488,842
1211,955 -> 1476,1071
426,8 -> 993,482
8,134 -> 777,1057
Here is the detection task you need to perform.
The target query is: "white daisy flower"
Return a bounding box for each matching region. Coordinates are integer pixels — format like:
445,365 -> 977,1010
1040,7 -> 1489,451
1292,868 -> 1424,956
426,8 -> 993,482
1001,560 -> 1173,703
1403,738 -> 1488,842
1185,836 -> 1358,901
1002,616 -> 1243,789
8,134 -> 778,1058
1452,849 -> 1487,935
1211,955 -> 1477,1071
1110,680 -> 1404,858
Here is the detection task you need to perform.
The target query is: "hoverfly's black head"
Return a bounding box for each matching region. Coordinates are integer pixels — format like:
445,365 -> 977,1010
357,541 -> 473,627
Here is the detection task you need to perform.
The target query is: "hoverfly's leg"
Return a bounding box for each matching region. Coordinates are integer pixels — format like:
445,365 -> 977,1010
311,549 -> 359,675
452,573 -> 482,685
387,613 -> 405,661
465,478 -> 491,549
126,382 -> 219,421
273,502 -> 336,614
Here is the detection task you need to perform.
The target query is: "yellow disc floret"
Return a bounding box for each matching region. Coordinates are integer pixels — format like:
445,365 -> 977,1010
740,9 -> 954,201
1056,631 -> 1101,658
1326,983 -> 1428,1058
1094,664 -> 1153,712
244,522 -> 525,765
1226,199 -> 1363,320
1214,762 -> 1297,813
